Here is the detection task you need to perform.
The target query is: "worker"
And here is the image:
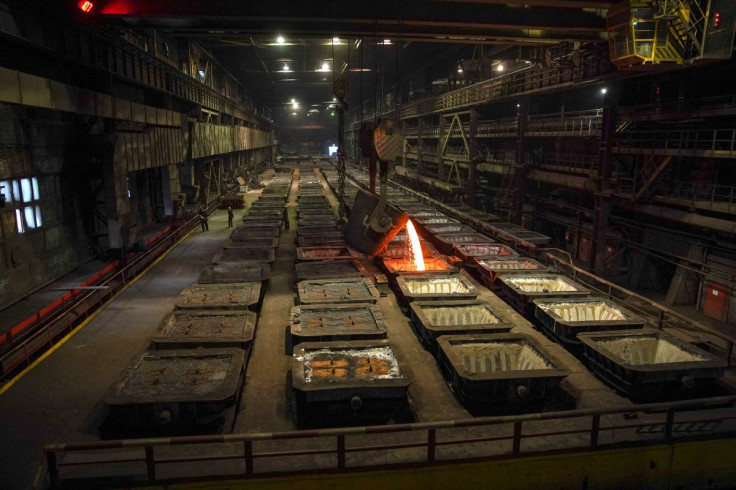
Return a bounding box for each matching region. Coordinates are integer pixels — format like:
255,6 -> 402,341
227,206 -> 234,227
199,207 -> 209,231
282,206 -> 290,229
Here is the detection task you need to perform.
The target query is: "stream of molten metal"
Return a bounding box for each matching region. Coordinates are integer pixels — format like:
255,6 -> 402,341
405,220 -> 425,271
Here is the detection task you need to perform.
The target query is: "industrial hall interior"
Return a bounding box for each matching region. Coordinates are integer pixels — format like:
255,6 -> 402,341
1,0 -> 736,488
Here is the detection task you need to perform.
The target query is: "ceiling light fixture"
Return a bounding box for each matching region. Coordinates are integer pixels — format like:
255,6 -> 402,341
276,36 -> 285,44
457,67 -> 463,73
321,62 -> 329,71
601,87 -> 607,94
282,63 -> 290,71
496,64 -> 504,72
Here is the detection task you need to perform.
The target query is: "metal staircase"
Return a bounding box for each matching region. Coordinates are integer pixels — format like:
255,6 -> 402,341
635,154 -> 674,200
653,0 -> 709,56
496,165 -> 516,211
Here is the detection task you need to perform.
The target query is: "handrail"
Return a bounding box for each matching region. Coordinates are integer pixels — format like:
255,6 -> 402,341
44,394 -> 736,487
0,199 -> 220,380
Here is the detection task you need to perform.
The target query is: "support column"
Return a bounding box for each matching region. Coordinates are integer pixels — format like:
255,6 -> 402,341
467,109 -> 479,207
417,118 -> 425,176
592,87 -> 618,274
511,98 -> 529,225
438,115 -> 446,181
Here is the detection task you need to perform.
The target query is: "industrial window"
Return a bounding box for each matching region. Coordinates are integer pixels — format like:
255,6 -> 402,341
0,177 -> 42,233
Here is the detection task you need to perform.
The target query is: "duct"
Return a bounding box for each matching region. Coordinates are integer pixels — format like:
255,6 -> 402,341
477,164 -> 595,191
527,170 -> 596,192
619,202 -> 736,236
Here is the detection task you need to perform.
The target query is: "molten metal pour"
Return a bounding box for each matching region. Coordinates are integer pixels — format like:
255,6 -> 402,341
405,220 -> 425,272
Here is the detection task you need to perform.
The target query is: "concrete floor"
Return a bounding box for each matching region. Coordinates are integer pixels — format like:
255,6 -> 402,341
0,208 -> 235,489
0,167 -> 731,488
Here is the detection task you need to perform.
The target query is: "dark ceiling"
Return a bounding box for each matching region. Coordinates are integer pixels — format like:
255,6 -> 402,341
97,0 -> 612,140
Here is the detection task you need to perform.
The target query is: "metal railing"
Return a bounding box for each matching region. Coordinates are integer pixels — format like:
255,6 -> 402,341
542,252 -> 735,368
0,201 -> 219,381
44,395 -> 736,487
537,152 -> 600,173
619,94 -> 736,120
526,110 -> 602,137
615,128 -> 736,157
661,181 -> 736,212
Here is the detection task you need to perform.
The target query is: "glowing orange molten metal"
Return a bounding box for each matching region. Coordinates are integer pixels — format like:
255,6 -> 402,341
405,220 -> 425,271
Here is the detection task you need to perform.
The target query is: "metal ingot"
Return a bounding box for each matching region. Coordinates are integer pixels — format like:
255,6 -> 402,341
498,274 -> 590,316
297,278 -> 380,304
291,340 -> 411,428
578,329 -> 727,399
394,272 -> 479,303
290,304 -> 388,344
533,296 -> 646,351
295,260 -> 368,281
174,283 -> 261,311
453,243 -> 518,262
222,237 -> 279,249
410,300 -> 513,350
198,263 -> 270,284
437,334 -> 570,409
296,247 -> 358,261
152,310 -> 257,349
474,257 -> 548,289
381,256 -> 456,275
213,248 -> 276,264
104,348 -> 245,429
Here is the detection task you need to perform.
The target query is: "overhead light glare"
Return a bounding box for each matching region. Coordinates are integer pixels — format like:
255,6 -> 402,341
601,87 -> 607,94
276,36 -> 285,44
282,63 -> 290,71
496,64 -> 504,72
78,0 -> 94,13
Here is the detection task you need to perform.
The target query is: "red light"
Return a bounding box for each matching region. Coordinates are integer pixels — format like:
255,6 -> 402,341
713,12 -> 721,28
78,0 -> 94,13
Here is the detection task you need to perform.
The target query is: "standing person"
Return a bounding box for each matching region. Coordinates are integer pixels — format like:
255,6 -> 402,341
282,206 -> 290,230
199,207 -> 209,231
227,206 -> 234,227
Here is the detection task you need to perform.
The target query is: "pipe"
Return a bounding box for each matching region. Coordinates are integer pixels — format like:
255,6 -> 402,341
618,202 -> 736,235
527,170 -> 596,192
477,163 -> 595,192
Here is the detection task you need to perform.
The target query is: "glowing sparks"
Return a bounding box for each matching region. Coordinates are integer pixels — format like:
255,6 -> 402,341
405,220 -> 425,272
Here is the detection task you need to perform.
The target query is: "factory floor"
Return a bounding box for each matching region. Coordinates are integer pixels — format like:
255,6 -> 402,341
0,208 -> 235,489
0,168 -> 731,488
0,257 -> 113,336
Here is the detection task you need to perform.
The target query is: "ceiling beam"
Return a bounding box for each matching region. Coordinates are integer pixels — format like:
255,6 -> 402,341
101,0 -> 607,43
